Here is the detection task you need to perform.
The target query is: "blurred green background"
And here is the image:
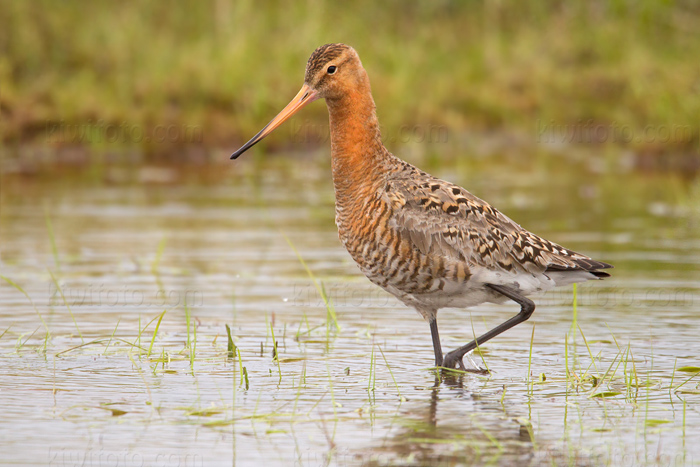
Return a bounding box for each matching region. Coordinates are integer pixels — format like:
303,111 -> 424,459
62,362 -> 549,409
1,5 -> 699,464
1,0 -> 699,164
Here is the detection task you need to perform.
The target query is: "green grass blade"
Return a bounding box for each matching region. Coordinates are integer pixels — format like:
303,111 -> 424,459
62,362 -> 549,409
151,237 -> 167,275
226,324 -> 236,358
47,269 -> 82,343
270,322 -> 282,383
192,307 -> 197,371
368,346 -> 375,393
577,325 -> 598,376
147,310 -> 167,357
1,275 -> 50,334
569,283 -> 578,344
377,344 -> 402,400
527,324 -> 535,395
284,234 -> 340,331
185,302 -> 194,371
103,317 -> 120,355
237,348 -> 246,387
470,314 -> 490,373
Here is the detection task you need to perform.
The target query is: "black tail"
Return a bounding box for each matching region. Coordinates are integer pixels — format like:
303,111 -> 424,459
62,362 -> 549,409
546,258 -> 613,278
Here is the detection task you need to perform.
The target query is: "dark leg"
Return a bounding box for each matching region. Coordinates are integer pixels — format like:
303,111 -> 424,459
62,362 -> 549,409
443,284 -> 535,370
429,318 -> 443,367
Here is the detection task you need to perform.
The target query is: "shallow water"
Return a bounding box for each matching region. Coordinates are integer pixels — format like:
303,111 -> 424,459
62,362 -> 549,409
1,147 -> 699,466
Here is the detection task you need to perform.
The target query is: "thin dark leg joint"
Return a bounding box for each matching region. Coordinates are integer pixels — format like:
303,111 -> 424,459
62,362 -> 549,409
487,283 -> 535,319
442,284 -> 536,370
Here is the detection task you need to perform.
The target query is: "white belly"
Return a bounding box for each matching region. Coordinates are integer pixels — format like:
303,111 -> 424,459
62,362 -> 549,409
385,265 -> 598,313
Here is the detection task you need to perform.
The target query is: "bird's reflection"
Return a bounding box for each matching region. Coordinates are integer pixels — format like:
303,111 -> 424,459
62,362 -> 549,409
360,371 -> 539,465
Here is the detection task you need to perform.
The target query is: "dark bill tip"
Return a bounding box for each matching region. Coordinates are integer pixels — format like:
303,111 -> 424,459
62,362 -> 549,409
229,124 -> 269,159
229,84 -> 316,161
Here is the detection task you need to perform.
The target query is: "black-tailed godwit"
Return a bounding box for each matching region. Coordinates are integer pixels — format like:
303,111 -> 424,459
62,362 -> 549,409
231,43 -> 612,370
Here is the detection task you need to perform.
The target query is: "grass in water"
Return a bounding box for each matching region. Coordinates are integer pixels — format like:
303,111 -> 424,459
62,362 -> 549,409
377,344 -> 403,401
682,398 -> 687,445
577,325 -> 599,376
564,332 -> 570,385
147,310 -> 167,357
103,318 -> 120,356
320,282 -> 339,344
284,235 -> 340,332
16,326 -> 40,351
569,283 -> 578,346
527,325 -> 535,396
270,322 -> 282,384
137,315 -> 141,350
225,324 -> 236,358
151,237 -> 167,276
368,345 -> 376,394
235,343 -> 248,390
242,366 -> 250,390
6,297 -> 693,467
185,303 -> 195,372
470,315 -> 490,373
1,275 -> 50,339
48,269 -> 83,343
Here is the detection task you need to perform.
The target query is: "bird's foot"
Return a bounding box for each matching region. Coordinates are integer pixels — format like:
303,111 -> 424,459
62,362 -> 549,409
442,350 -> 489,375
442,351 -> 465,371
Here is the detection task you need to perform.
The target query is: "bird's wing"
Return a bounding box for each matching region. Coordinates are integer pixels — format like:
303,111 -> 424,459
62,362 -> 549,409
381,171 -> 612,276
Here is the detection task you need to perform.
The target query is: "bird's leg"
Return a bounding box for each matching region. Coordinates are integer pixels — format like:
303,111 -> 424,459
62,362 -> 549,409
429,318 -> 443,367
442,284 -> 536,370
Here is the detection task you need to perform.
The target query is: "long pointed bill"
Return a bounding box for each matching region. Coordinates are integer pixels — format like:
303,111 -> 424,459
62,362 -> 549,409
230,84 -> 319,159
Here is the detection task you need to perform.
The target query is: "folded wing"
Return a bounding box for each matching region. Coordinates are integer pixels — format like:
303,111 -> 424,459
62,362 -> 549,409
381,171 -> 612,279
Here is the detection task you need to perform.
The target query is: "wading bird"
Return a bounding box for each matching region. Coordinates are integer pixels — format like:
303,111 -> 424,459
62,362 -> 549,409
231,44 -> 612,370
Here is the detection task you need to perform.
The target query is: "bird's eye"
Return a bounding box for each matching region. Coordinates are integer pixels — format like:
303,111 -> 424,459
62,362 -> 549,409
327,65 -> 337,74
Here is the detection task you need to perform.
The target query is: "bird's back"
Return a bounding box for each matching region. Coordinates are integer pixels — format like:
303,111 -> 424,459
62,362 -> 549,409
334,153 -> 611,311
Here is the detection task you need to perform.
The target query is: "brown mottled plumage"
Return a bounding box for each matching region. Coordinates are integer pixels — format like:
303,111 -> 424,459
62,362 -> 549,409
231,43 -> 612,370
305,43 -> 347,81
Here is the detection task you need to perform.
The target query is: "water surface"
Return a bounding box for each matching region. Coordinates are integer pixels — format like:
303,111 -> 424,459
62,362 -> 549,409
1,147 -> 699,466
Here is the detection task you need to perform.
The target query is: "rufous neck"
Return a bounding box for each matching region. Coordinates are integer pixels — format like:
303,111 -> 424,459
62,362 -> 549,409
325,86 -> 388,194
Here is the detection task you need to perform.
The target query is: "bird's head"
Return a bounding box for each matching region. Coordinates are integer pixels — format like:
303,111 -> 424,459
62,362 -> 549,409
231,43 -> 365,159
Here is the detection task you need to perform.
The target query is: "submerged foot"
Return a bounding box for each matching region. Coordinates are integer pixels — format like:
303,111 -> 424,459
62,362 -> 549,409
442,351 -> 489,375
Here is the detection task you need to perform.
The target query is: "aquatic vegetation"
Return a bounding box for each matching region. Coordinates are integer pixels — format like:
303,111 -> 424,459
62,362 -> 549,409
0,154 -> 698,465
